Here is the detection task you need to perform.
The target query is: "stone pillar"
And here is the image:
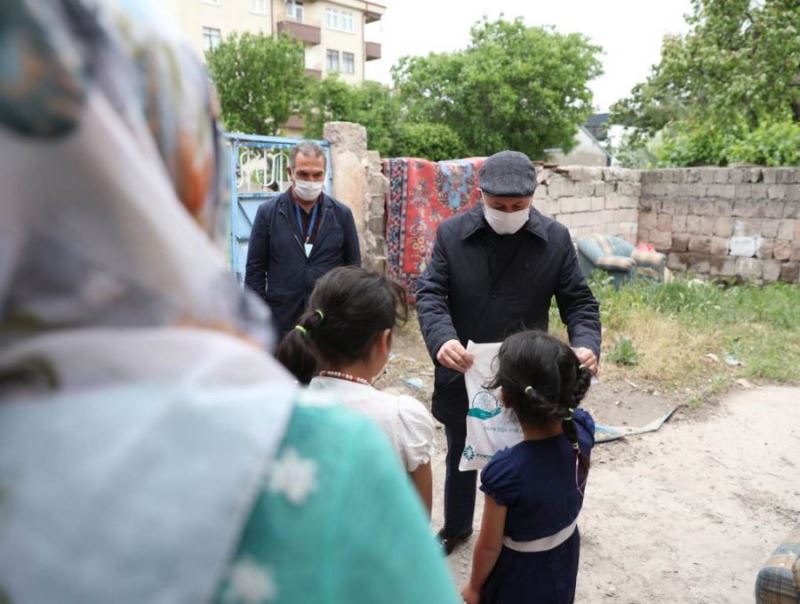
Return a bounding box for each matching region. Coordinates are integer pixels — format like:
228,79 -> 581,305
323,121 -> 388,273
364,150 -> 389,273
324,120 -> 367,235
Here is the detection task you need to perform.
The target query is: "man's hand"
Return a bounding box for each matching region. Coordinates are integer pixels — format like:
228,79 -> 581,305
436,339 -> 474,373
572,346 -> 599,376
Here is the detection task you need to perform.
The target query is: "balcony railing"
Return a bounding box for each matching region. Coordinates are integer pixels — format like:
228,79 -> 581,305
276,19 -> 321,45
365,41 -> 381,61
364,1 -> 386,23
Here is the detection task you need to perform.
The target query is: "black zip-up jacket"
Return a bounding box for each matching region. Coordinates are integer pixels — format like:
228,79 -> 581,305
416,204 -> 601,426
245,191 -> 361,336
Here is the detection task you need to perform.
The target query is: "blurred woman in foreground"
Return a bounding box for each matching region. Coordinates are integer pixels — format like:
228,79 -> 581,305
0,2 -> 458,602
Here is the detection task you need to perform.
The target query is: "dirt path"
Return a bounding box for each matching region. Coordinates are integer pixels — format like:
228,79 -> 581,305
378,320 -> 799,603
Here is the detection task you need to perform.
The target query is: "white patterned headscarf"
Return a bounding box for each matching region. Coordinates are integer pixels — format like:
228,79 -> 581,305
0,0 -> 273,359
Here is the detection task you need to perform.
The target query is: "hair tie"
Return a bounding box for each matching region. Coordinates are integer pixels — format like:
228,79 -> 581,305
524,386 -> 534,397
563,407 -> 575,422
315,309 -> 325,322
572,442 -> 580,451
294,325 -> 308,337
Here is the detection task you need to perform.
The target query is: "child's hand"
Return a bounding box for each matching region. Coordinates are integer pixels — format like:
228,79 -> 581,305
460,585 -> 480,604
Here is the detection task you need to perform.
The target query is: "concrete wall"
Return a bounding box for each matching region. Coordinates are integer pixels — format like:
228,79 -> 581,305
638,168 -> 800,283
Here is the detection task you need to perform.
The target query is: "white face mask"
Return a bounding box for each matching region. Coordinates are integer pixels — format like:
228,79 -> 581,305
483,200 -> 531,235
293,179 -> 324,202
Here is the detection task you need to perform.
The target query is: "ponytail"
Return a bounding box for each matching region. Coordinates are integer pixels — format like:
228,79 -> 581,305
275,309 -> 325,384
572,365 -> 592,407
562,364 -> 592,494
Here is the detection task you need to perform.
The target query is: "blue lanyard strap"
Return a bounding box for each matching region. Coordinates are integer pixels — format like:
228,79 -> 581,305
294,202 -> 319,243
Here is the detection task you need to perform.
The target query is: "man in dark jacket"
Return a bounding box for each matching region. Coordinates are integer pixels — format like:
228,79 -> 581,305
416,150 -> 601,555
245,142 -> 361,337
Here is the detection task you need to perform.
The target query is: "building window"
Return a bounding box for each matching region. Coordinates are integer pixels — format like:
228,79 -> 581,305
326,49 -> 340,72
285,0 -> 304,22
251,0 -> 266,14
325,8 -> 355,33
342,52 -> 355,74
203,27 -> 222,51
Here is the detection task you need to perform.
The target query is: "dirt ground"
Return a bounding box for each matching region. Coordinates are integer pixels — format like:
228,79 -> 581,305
376,318 -> 800,603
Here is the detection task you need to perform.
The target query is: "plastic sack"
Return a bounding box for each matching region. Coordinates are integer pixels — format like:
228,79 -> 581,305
459,341 -> 523,471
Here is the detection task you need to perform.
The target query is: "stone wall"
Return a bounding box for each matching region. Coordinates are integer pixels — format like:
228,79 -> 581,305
323,121 -> 387,272
535,166 -> 640,242
638,168 -> 800,283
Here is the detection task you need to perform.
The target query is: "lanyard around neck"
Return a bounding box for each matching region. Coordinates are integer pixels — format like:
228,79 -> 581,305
294,202 -> 319,243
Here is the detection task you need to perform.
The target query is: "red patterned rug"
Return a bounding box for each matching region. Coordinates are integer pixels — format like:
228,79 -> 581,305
384,158 -> 485,301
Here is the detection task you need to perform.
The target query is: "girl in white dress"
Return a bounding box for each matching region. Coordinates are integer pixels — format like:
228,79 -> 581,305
277,267 -> 435,514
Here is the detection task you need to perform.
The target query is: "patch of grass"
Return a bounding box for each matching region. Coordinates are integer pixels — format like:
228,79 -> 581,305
550,277 -> 800,398
607,336 -> 639,366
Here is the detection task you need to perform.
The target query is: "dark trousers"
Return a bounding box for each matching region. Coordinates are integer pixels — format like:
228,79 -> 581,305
443,421 -> 478,537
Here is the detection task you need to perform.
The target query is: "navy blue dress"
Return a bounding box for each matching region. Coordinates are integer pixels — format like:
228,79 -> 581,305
479,409 -> 595,604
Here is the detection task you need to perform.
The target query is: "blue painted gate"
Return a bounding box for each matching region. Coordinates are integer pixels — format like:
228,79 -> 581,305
226,133 -> 333,283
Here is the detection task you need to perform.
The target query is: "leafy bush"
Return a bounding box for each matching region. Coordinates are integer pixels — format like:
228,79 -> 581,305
727,121 -> 800,167
656,119 -> 800,167
656,122 -> 738,166
392,122 -> 467,161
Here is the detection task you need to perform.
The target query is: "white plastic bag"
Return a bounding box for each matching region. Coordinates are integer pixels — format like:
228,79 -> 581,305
459,341 -> 524,472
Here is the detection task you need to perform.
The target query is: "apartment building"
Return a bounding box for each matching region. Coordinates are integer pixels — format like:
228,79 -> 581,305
162,0 -> 385,85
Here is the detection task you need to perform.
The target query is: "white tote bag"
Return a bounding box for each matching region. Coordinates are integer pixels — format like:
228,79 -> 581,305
459,341 -> 524,472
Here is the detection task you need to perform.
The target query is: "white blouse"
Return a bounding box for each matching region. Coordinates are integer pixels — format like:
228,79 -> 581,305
308,376 -> 435,472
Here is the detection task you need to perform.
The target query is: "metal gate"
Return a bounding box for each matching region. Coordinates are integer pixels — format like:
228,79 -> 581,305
226,133 -> 333,283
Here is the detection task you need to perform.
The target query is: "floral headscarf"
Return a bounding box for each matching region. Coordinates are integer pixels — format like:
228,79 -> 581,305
0,3 -> 297,602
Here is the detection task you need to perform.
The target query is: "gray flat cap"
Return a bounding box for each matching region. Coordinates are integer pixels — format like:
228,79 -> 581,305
479,150 -> 537,197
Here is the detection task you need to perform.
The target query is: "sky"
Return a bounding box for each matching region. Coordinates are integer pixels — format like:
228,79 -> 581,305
364,0 -> 694,113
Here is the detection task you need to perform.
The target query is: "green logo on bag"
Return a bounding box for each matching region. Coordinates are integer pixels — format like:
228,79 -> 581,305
467,391 -> 501,420
463,445 -> 475,460
467,407 -> 503,419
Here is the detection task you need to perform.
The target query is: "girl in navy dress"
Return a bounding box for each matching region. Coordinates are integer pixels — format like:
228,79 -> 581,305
461,331 -> 595,604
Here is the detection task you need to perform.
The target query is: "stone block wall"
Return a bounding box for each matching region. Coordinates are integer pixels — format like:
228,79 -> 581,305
535,166 -> 641,242
638,168 -> 800,283
324,120 -> 800,284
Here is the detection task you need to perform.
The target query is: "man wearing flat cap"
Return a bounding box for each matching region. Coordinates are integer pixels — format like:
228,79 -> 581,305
416,150 -> 601,555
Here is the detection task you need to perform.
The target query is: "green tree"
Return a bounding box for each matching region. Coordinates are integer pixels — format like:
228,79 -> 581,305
611,0 -> 800,166
303,78 -> 401,156
206,32 -> 308,135
392,17 -> 603,159
303,78 -> 467,159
